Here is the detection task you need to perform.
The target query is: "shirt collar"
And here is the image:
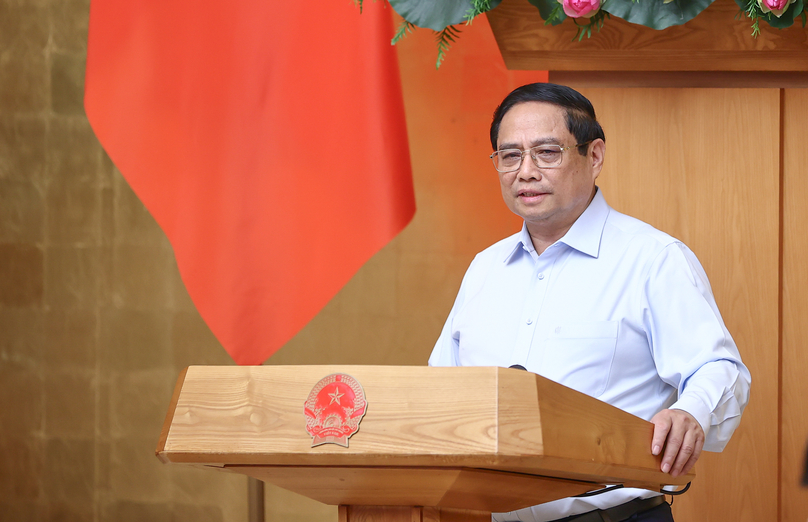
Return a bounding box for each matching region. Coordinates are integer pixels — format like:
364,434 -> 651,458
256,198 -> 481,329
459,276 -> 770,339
558,187 -> 609,258
502,224 -> 534,263
503,187 -> 610,262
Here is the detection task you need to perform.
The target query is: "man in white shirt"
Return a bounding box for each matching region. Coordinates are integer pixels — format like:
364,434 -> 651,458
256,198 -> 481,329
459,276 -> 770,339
429,83 -> 751,522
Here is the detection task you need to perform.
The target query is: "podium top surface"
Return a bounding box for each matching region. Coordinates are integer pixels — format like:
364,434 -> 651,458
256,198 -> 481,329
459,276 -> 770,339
157,365 -> 691,490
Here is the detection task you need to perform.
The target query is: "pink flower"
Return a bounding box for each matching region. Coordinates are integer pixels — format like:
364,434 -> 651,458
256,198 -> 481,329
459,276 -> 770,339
559,0 -> 601,18
758,0 -> 795,16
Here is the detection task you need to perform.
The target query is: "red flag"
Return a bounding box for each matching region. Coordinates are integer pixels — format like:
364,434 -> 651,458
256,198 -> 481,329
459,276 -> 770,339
84,2 -> 415,365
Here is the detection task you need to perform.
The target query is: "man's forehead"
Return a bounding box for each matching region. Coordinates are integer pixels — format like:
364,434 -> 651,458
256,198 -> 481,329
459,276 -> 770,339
497,102 -> 570,147
506,100 -> 564,113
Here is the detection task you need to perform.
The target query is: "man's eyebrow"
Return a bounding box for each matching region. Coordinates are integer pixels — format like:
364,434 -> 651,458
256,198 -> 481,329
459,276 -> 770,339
497,137 -> 560,150
530,137 -> 562,147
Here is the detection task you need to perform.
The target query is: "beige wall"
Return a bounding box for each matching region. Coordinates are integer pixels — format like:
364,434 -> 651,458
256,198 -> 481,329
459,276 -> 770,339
1,1 -> 247,520
0,3 -> 547,521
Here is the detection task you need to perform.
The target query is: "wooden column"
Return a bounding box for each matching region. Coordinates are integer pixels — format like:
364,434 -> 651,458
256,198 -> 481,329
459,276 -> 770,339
782,88 -> 808,522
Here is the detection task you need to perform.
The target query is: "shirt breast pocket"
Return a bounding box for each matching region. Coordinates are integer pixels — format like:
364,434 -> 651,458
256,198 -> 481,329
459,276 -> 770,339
540,321 -> 619,398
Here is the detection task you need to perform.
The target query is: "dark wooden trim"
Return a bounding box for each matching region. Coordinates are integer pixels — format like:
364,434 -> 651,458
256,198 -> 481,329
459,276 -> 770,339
548,71 -> 808,88
488,0 -> 808,73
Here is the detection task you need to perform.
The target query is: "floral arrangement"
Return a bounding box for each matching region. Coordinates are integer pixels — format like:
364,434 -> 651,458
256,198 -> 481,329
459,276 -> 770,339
356,0 -> 807,67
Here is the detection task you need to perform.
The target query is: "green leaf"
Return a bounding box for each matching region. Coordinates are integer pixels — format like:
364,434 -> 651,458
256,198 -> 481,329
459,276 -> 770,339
390,20 -> 415,45
435,25 -> 462,68
392,19 -> 416,45
465,0 -> 494,23
604,0 -> 714,28
389,0 -> 502,31
528,0 -> 568,25
741,0 -> 764,20
736,0 -> 765,35
571,9 -> 609,40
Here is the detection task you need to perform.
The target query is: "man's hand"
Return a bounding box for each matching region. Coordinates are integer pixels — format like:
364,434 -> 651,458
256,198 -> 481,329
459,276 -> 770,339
650,409 -> 704,478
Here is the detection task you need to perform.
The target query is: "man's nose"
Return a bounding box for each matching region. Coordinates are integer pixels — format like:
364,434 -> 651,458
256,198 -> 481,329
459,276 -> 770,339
517,153 -> 542,181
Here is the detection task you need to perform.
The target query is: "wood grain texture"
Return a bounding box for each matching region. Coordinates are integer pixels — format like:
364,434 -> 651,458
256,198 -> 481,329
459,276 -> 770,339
339,506 -> 490,522
781,88 -> 808,522
155,366 -> 187,463
495,369 -> 544,456
160,365 -> 502,458
231,466 -> 595,512
436,468 -> 594,511
157,365 -> 691,504
549,71 -> 808,89
577,88 -> 779,521
486,0 -> 808,71
425,508 -> 491,522
157,366 -> 684,477
339,506 -> 416,522
534,377 -> 659,471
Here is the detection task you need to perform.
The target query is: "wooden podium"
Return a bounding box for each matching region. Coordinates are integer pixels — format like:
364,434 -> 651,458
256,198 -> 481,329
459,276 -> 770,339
156,366 -> 691,521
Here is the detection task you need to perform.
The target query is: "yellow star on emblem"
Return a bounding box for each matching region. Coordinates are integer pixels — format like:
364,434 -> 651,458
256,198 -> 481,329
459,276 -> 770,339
328,388 -> 344,405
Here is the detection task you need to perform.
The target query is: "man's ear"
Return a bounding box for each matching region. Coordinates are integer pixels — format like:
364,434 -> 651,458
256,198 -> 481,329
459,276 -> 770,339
589,139 -> 605,180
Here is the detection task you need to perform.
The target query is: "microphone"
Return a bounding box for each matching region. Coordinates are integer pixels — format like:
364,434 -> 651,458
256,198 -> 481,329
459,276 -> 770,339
509,364 -> 527,371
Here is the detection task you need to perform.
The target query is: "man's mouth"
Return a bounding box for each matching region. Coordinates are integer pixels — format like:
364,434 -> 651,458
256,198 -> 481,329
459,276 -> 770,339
518,190 -> 549,198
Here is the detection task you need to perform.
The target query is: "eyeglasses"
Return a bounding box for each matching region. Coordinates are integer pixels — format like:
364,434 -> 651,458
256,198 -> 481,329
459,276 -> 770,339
489,141 -> 592,173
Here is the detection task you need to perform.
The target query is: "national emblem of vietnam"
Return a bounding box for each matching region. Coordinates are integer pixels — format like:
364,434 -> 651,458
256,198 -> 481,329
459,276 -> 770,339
304,373 -> 368,448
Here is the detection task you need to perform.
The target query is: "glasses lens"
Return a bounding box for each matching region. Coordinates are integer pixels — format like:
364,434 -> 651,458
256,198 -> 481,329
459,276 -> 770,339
494,149 -> 523,172
530,145 -> 563,168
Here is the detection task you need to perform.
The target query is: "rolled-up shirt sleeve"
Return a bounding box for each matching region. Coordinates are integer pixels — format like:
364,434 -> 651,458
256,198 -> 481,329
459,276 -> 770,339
643,242 -> 751,451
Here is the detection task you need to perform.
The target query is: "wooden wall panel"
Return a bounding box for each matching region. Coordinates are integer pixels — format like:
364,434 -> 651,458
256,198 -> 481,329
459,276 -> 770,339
575,88 -> 780,521
782,88 -> 808,522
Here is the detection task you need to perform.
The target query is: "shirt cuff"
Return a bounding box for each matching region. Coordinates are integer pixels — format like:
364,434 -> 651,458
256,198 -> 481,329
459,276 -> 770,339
668,395 -> 712,439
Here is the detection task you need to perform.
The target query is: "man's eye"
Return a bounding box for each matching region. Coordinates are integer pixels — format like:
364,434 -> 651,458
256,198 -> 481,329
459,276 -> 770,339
535,149 -> 561,159
501,151 -> 522,162
536,148 -> 559,155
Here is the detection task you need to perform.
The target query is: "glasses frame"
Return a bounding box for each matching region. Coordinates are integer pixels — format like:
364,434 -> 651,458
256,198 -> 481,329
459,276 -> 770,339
489,141 -> 593,173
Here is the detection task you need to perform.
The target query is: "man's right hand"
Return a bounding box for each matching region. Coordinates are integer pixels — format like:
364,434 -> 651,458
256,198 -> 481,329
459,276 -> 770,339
650,408 -> 704,478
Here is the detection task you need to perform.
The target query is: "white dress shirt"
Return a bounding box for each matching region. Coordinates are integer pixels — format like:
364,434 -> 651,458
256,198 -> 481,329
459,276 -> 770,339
429,188 -> 751,522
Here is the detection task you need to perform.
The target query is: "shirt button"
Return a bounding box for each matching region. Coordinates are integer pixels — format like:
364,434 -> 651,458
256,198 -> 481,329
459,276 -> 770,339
526,318 -> 533,325
537,273 -> 545,280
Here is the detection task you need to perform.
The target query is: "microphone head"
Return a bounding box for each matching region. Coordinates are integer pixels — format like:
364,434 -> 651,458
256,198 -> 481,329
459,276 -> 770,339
509,364 -> 527,371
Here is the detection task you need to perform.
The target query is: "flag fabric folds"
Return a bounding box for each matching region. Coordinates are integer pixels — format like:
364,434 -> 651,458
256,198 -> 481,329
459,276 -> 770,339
84,1 -> 416,365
